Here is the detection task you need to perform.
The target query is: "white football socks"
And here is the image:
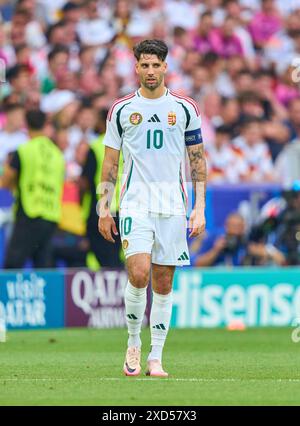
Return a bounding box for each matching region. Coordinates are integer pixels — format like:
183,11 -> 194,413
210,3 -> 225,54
125,281 -> 147,349
148,290 -> 173,363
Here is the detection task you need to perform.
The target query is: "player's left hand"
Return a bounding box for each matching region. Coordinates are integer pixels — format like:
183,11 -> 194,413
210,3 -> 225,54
188,209 -> 206,238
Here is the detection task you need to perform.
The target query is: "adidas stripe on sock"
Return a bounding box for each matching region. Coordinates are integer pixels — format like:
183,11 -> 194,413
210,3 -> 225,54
148,291 -> 173,362
125,281 -> 147,349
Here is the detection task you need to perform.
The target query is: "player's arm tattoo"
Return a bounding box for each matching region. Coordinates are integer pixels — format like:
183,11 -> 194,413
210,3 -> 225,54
187,143 -> 207,210
107,161 -> 119,186
99,148 -> 120,211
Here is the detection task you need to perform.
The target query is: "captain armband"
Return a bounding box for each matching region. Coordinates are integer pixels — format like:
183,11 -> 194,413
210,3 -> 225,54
185,128 -> 203,146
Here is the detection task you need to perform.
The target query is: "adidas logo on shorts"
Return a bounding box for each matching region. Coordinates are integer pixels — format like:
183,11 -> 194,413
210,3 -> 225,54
178,251 -> 189,261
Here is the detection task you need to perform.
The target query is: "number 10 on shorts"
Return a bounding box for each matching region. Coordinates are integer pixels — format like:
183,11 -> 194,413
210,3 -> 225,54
120,217 -> 132,236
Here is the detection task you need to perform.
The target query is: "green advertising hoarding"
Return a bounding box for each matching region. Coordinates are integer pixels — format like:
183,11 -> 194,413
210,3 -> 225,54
171,268 -> 300,327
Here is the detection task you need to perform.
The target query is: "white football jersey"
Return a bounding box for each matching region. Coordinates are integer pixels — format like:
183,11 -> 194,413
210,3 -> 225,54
103,88 -> 203,215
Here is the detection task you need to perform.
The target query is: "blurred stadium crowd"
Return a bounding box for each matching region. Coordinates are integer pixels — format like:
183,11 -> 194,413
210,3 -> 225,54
0,0 -> 300,268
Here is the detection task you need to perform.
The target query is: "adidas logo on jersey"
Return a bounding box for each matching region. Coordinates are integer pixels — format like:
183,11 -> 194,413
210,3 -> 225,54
178,251 -> 189,261
148,114 -> 161,122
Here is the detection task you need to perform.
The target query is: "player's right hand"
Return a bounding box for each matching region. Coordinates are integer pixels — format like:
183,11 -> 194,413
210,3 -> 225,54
188,209 -> 206,237
98,214 -> 118,243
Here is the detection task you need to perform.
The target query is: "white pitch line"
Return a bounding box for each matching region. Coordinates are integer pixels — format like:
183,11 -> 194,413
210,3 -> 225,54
1,378 -> 300,383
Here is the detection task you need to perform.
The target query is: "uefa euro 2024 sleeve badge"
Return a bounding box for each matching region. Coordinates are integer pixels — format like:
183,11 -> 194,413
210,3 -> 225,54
168,112 -> 176,126
129,112 -> 143,125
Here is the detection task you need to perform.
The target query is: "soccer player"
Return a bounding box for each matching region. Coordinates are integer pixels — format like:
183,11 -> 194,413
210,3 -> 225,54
98,39 -> 206,377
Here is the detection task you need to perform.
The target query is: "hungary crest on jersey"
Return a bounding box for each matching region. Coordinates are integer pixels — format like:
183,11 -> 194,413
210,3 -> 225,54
130,112 -> 143,125
168,112 -> 176,126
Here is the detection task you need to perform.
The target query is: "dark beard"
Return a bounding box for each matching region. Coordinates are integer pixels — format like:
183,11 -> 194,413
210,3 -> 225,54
143,82 -> 159,91
142,76 -> 163,91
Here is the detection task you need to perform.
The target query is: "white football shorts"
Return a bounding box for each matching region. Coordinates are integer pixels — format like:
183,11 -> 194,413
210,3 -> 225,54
119,212 -> 190,266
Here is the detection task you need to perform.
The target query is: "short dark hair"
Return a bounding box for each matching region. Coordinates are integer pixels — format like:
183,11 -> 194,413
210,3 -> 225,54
3,103 -> 24,113
78,97 -> 93,110
236,69 -> 252,78
13,7 -> 30,21
253,69 -> 275,80
221,96 -> 237,106
48,45 -> 69,62
173,26 -> 186,38
26,109 -> 46,130
45,21 -> 65,42
133,39 -> 168,62
6,64 -> 29,82
240,115 -> 262,129
215,124 -> 232,135
201,52 -> 219,66
62,1 -> 80,13
201,11 -> 213,20
238,91 -> 261,106
14,43 -> 28,54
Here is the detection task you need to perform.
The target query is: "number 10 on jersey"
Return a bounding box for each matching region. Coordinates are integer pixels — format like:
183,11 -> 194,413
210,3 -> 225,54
146,129 -> 163,149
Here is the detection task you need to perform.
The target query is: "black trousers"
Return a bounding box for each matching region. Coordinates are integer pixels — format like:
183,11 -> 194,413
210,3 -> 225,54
4,215 -> 56,269
86,212 -> 123,268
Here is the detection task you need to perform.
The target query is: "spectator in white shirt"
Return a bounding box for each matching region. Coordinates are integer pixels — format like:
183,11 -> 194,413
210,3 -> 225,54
0,103 -> 28,170
206,125 -> 247,183
77,0 -> 116,46
232,117 -> 275,182
67,101 -> 98,164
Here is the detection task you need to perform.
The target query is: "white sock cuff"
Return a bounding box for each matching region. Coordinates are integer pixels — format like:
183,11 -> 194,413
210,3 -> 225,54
152,290 -> 173,305
126,281 -> 147,296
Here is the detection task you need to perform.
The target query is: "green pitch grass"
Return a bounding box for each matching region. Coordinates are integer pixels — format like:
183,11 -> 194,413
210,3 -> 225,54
0,327 -> 299,406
